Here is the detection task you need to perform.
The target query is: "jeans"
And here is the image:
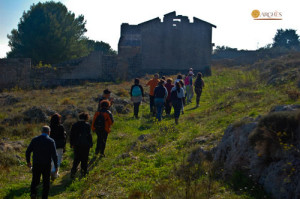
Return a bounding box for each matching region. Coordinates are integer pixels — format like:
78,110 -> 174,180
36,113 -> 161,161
31,164 -> 51,199
195,88 -> 202,105
133,102 -> 141,117
154,98 -> 164,121
51,148 -> 63,177
95,130 -> 108,155
165,99 -> 172,115
186,85 -> 194,102
172,99 -> 182,119
71,146 -> 90,175
149,95 -> 156,114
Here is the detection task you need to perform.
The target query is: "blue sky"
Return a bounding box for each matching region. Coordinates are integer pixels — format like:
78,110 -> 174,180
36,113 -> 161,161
0,0 -> 299,58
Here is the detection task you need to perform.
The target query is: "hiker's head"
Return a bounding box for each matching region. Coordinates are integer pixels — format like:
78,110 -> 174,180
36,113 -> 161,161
177,74 -> 182,79
158,80 -> 165,86
175,81 -> 181,89
100,100 -> 110,109
162,76 -> 166,80
50,113 -> 61,127
42,126 -> 51,135
103,89 -> 111,99
167,78 -> 173,84
197,72 -> 203,78
179,80 -> 184,87
154,73 -> 159,79
79,112 -> 89,121
189,68 -> 193,71
134,78 -> 140,85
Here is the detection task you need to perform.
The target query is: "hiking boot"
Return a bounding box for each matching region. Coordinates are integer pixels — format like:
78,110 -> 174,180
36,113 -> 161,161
175,118 -> 179,125
31,194 -> 37,199
70,172 -> 76,179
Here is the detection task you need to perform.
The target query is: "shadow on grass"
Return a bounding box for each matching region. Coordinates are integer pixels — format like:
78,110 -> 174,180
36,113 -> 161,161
49,156 -> 102,197
49,173 -> 73,197
4,187 -> 30,199
185,106 -> 199,111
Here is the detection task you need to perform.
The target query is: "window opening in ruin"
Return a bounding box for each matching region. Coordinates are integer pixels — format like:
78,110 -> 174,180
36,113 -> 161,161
173,19 -> 181,22
173,24 -> 177,27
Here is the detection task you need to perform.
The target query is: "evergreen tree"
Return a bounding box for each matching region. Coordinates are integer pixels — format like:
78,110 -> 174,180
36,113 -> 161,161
7,1 -> 89,64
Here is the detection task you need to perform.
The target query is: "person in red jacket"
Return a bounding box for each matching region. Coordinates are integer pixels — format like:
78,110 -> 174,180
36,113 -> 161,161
92,100 -> 114,157
164,78 -> 174,116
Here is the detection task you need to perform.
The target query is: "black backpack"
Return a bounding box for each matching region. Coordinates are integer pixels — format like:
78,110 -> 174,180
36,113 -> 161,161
171,89 -> 179,101
94,111 -> 105,131
77,123 -> 91,147
155,86 -> 166,98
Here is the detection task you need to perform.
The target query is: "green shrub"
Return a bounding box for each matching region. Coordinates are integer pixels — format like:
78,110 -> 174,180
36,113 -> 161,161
249,111 -> 300,161
0,152 -> 19,168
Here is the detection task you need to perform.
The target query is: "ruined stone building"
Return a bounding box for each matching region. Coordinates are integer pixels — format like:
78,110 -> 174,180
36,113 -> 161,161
118,11 -> 216,78
0,11 -> 216,90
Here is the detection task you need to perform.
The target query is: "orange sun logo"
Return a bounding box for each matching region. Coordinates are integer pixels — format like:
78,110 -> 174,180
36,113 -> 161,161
251,10 -> 260,18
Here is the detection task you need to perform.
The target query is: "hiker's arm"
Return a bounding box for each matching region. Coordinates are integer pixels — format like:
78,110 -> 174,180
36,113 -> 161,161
91,112 -> 99,132
140,85 -> 145,97
25,140 -> 34,167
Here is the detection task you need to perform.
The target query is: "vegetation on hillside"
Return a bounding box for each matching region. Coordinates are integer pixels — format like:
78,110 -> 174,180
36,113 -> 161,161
0,56 -> 299,198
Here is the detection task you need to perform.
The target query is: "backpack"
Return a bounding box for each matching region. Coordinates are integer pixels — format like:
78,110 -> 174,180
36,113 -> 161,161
184,77 -> 189,85
132,85 -> 142,97
171,89 -> 179,101
155,86 -> 166,98
77,123 -> 91,147
94,112 -> 105,131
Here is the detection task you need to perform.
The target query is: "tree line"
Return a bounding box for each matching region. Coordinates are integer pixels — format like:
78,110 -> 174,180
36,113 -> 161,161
7,1 -> 116,65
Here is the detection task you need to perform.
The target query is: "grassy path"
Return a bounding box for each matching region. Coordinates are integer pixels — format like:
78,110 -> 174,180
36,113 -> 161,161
1,67 -> 299,198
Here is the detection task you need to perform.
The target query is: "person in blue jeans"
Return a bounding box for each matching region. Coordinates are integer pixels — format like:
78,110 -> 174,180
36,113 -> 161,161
154,80 -> 168,121
171,81 -> 185,124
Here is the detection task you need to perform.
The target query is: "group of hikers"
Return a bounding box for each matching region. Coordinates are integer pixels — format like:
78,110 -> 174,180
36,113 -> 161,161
142,68 -> 205,124
25,69 -> 204,199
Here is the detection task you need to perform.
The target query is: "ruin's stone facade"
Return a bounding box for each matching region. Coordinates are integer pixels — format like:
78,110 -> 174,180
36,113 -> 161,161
0,12 -> 216,89
0,58 -> 31,90
118,11 -> 216,78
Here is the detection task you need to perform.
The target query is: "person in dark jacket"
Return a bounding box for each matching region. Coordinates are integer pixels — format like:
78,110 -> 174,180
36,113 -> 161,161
70,112 -> 93,178
194,72 -> 205,107
92,100 -> 114,157
171,82 -> 185,124
164,78 -> 174,116
26,126 -> 58,199
154,80 -> 168,121
49,113 -> 66,180
97,89 -> 113,110
130,78 -> 144,118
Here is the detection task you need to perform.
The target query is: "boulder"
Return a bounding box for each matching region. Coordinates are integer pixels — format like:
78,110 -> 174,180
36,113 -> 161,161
23,106 -> 48,123
213,105 -> 300,199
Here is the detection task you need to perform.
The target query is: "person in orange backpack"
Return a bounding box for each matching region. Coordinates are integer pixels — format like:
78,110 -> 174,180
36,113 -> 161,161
92,100 -> 114,157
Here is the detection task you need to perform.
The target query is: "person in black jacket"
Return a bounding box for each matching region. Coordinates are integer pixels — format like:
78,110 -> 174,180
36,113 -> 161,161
49,113 -> 66,180
154,80 -> 168,121
70,112 -> 93,178
130,78 -> 144,118
26,126 -> 58,199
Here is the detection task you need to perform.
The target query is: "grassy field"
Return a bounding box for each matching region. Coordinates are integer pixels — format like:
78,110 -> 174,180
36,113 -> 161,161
0,66 -> 299,199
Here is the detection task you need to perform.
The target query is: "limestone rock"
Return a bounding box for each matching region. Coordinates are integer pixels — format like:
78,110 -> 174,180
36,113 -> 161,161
213,105 -> 300,199
23,106 -> 48,123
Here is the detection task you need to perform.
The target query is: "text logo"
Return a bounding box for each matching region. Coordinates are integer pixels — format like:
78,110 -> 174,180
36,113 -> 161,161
251,9 -> 282,20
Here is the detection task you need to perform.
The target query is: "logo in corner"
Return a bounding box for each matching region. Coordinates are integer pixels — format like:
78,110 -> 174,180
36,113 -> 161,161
251,9 -> 282,20
251,10 -> 260,18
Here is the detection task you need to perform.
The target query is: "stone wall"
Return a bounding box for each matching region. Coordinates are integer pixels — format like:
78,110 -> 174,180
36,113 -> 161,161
31,51 -> 118,88
0,58 -> 31,90
118,11 -> 216,77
